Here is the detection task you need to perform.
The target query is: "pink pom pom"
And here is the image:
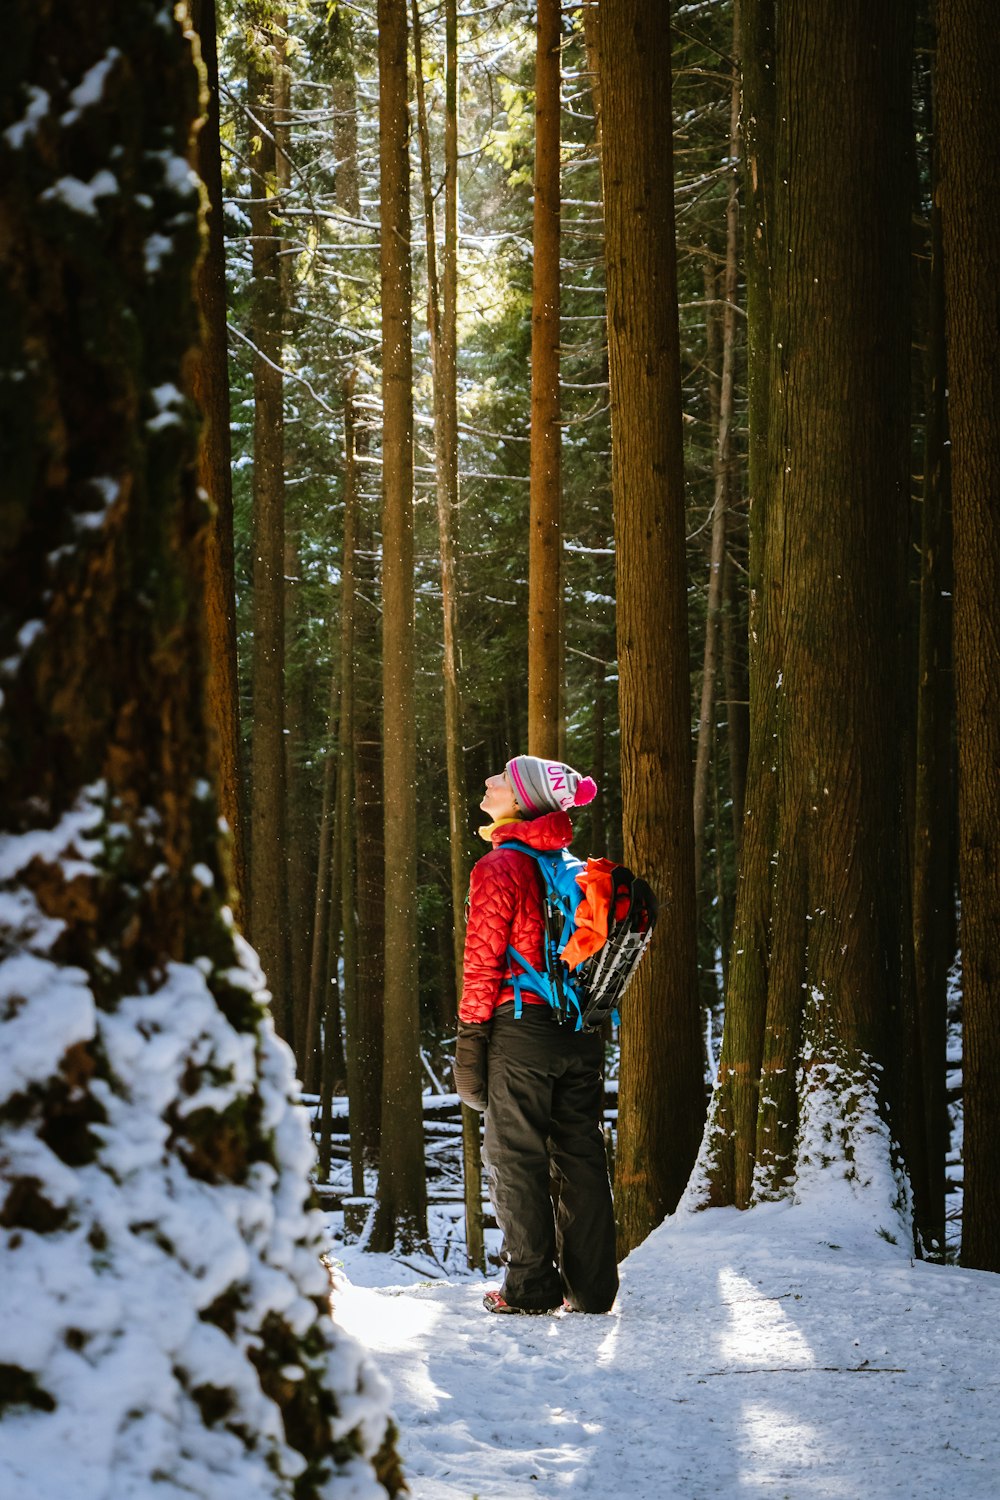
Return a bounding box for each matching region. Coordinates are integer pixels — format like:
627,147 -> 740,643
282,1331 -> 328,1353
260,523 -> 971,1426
573,776 -> 597,807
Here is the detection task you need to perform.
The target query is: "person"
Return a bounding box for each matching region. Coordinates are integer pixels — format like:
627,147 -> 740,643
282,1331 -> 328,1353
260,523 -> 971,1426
454,754 -> 619,1315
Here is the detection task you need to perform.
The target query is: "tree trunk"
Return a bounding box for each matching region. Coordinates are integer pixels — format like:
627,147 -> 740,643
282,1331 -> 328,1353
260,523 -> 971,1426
338,380 -> 367,1197
410,0 -> 484,1269
695,0 -> 914,1225
910,80 -> 953,1259
695,0 -> 777,1209
411,0 -> 468,999
693,51 -> 740,897
248,31 -> 290,1040
937,0 -> 1000,1274
0,5 -> 400,1489
354,550 -> 386,1171
528,0 -> 562,757
305,667 -> 338,1097
600,0 -> 704,1253
319,803 -> 344,1183
284,530 -> 315,1065
189,0 -> 246,923
370,0 -> 428,1253
722,541 -> 750,850
589,657 -> 608,856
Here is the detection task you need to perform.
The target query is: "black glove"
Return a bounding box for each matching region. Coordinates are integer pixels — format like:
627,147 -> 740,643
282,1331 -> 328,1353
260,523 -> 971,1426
454,1021 -> 490,1112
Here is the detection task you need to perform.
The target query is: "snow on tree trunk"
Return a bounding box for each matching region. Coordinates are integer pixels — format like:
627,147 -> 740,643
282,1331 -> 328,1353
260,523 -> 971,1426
0,4 -> 399,1493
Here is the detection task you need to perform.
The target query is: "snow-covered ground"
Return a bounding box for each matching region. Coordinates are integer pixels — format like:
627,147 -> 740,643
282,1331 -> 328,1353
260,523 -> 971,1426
328,1201 -> 1000,1500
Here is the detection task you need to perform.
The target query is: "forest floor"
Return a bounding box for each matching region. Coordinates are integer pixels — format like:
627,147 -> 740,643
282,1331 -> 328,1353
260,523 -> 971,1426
326,1193 -> 1000,1500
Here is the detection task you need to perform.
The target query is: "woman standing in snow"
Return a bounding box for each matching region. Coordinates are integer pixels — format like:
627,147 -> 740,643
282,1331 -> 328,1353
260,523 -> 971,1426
454,755 -> 619,1315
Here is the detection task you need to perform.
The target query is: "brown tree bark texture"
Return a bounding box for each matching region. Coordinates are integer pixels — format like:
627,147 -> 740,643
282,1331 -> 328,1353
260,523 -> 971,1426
600,0 -> 705,1252
339,381 -> 367,1196
189,0 -> 246,922
411,0 -> 467,994
248,39 -> 290,1039
693,42 -> 741,899
412,0 -> 483,1269
305,656 -> 338,1096
354,603 -> 386,1166
328,57 -> 373,1190
910,130 -> 953,1257
371,0 -> 428,1252
285,531 -> 315,1060
704,0 -> 777,1208
705,0 -> 914,1210
527,0 -> 562,758
0,6 -> 400,1488
937,0 -> 1000,1273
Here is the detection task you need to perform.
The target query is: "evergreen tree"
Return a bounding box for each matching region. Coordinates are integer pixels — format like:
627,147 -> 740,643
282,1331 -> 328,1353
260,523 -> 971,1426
694,0 -> 915,1228
370,0 -> 428,1252
938,0 -> 1000,1274
600,0 -> 705,1252
0,3 -> 399,1491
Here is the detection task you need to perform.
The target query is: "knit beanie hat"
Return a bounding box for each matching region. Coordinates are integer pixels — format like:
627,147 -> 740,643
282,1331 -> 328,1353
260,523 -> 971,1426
506,755 -> 597,816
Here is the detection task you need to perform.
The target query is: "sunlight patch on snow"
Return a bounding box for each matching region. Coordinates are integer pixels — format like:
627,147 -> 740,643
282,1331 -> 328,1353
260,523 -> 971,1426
717,1267 -> 815,1367
737,1399 -> 851,1495
335,1283 -> 443,1356
592,1314 -> 620,1368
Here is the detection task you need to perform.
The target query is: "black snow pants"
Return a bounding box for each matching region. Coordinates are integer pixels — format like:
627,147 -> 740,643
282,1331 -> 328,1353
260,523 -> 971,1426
483,1001 -> 619,1313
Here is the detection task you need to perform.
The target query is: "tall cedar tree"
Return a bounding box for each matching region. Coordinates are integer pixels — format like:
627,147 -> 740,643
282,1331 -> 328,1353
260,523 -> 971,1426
695,0 -> 914,1219
189,0 -> 245,920
693,18 -> 741,898
910,49 -> 952,1259
937,0 -> 1000,1273
370,0 -> 428,1252
0,3 -> 401,1491
247,22 -> 291,1041
338,380 -> 366,1194
600,0 -> 705,1252
329,48 -> 385,1170
527,0 -> 562,756
410,0 -> 485,1270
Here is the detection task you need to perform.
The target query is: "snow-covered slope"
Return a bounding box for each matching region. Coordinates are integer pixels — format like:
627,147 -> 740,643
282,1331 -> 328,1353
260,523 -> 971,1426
331,1201 -> 1000,1499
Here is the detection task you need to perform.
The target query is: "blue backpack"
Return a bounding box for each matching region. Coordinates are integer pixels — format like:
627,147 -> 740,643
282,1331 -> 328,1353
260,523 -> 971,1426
502,842 -> 657,1033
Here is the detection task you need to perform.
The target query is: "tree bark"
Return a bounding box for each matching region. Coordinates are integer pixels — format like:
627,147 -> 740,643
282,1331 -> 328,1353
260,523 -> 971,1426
696,0 -> 914,1221
247,29 -> 290,1040
410,0 -> 484,1270
0,5 -> 400,1487
352,421 -> 385,1175
305,666 -> 338,1097
528,0 -> 562,758
189,0 -> 246,923
937,0 -> 1000,1274
722,541 -> 750,850
284,530 -> 315,1064
600,0 -> 704,1253
370,0 -> 428,1253
700,0 -> 777,1208
910,71 -> 953,1259
693,40 -> 741,898
338,380 -> 367,1197
319,803 -> 344,1184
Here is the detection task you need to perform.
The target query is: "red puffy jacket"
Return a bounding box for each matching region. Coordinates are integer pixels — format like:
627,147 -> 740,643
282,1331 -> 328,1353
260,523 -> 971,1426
459,811 -> 574,1025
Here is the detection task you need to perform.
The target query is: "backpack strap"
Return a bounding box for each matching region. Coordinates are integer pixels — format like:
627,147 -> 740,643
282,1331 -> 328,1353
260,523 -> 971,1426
506,944 -> 554,1016
499,842 -> 588,1029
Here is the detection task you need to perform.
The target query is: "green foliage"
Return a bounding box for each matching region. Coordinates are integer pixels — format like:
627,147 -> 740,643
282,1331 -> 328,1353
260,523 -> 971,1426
221,0 -> 745,1049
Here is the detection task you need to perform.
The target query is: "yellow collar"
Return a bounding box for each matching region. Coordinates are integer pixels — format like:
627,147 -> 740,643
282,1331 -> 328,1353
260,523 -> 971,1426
478,814 -> 522,844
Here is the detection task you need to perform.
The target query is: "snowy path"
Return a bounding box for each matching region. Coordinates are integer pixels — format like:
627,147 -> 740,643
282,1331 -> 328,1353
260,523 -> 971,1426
331,1203 -> 1000,1500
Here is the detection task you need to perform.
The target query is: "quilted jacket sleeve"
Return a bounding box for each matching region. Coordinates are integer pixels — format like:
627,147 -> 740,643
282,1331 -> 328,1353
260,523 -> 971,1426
459,851 -> 517,1024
